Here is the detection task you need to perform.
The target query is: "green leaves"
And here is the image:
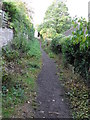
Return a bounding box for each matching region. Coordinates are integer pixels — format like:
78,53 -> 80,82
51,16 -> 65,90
3,0 -> 34,40
62,17 -> 90,81
51,34 -> 65,53
38,0 -> 71,39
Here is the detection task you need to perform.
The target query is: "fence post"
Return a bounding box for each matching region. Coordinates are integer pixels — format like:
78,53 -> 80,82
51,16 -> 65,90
0,10 -> 2,28
0,2 -> 2,119
88,1 -> 90,36
0,10 -> 8,28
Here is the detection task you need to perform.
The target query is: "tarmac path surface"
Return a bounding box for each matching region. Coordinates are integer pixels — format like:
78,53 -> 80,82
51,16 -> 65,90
34,42 -> 72,118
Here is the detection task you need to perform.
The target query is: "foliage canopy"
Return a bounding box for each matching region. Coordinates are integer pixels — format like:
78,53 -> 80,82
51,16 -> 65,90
38,0 -> 71,39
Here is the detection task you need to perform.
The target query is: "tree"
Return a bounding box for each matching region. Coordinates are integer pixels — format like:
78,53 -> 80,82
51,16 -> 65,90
38,0 -> 72,39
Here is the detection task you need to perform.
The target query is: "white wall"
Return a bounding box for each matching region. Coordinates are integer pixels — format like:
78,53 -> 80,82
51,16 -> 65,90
34,30 -> 38,38
0,28 -> 13,47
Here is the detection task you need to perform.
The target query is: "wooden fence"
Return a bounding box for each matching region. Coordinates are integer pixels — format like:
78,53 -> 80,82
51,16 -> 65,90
0,10 -> 8,28
88,1 -> 90,21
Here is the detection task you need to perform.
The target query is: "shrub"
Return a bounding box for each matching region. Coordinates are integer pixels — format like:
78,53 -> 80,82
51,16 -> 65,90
62,18 -> 90,81
51,34 -> 65,53
2,46 -> 19,61
62,36 -> 74,64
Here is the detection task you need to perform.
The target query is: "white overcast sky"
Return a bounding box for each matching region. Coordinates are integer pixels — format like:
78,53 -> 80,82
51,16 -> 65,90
21,0 -> 90,26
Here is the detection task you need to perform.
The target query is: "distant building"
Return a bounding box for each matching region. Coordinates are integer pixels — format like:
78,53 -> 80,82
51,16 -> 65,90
64,25 -> 79,37
64,2 -> 90,37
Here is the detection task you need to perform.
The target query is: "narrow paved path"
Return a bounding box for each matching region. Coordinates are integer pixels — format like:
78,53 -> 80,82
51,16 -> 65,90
34,41 -> 72,118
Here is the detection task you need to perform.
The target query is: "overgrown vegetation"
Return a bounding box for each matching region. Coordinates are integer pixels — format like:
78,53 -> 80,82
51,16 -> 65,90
1,0 -> 89,118
2,39 -> 42,118
1,0 -> 42,117
38,0 -> 90,82
41,38 -> 89,119
51,34 -> 65,54
38,0 -> 89,119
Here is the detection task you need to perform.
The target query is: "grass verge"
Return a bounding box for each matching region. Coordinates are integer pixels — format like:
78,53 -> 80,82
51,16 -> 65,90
2,39 -> 42,118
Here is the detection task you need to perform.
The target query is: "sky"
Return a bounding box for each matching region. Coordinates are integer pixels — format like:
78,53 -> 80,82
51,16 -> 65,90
21,0 -> 90,26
